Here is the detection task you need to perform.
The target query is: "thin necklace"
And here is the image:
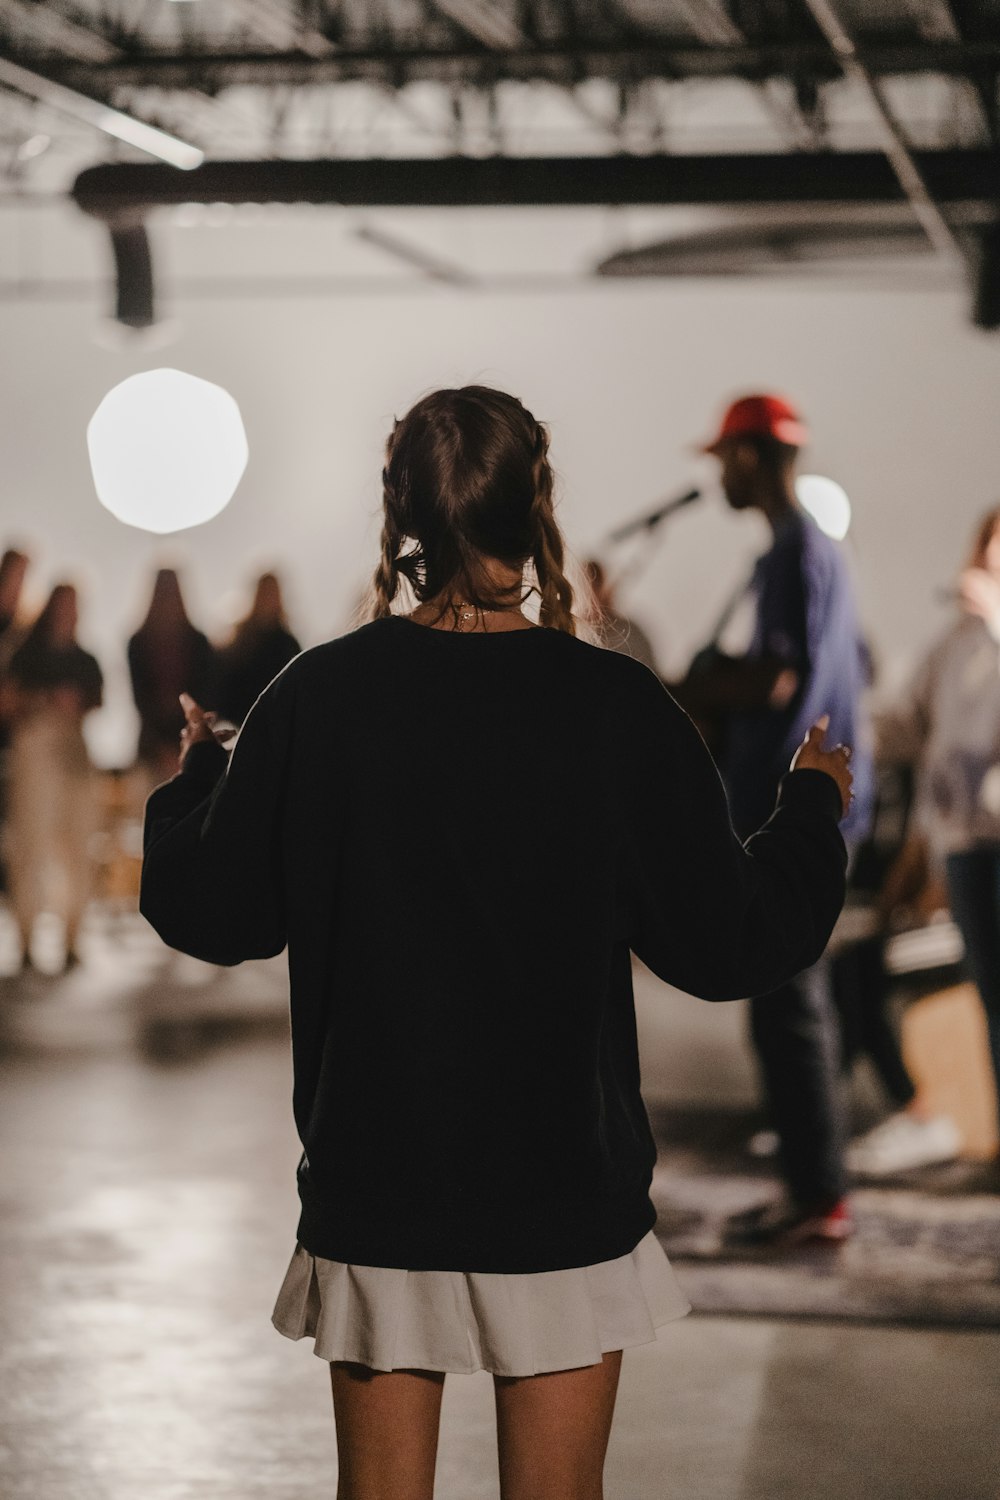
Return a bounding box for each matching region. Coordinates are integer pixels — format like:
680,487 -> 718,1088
455,599 -> 519,627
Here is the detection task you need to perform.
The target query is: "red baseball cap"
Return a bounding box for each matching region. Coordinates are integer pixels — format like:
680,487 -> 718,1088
701,393 -> 810,453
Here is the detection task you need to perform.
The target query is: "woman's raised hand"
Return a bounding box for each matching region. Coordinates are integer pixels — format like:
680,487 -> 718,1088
790,715 -> 853,818
178,692 -> 237,767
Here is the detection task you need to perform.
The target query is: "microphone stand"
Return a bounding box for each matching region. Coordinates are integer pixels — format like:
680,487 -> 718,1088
608,488 -> 701,544
602,487 -> 702,592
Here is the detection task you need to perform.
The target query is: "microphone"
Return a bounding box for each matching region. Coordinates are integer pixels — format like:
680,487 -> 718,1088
608,487 -> 701,544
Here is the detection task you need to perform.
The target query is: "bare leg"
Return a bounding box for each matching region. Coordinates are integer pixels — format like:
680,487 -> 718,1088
6,746 -> 51,965
61,773 -> 97,960
329,1361 -> 446,1500
493,1349 -> 623,1500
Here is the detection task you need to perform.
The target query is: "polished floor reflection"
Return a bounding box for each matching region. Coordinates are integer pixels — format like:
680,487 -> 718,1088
1,945 -> 998,1500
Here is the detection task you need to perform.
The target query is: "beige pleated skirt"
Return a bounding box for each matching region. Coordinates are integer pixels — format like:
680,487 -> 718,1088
271,1229 -> 690,1376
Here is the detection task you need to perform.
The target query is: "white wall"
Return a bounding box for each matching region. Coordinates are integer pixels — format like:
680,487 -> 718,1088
3,204 -> 1000,765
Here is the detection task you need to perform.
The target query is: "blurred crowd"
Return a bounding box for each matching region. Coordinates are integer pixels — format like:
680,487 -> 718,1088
0,554 -> 300,972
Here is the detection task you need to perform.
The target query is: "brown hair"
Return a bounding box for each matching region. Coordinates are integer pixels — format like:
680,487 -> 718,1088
967,505 -> 1000,569
370,386 -> 575,634
135,567 -> 197,639
20,582 -> 77,651
232,571 -> 289,643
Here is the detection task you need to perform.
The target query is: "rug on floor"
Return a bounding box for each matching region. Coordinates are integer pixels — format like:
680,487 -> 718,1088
650,1107 -> 1000,1328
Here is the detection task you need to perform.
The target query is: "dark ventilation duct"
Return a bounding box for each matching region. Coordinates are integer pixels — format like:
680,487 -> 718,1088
108,221 -> 155,328
70,151 -> 1000,326
72,151 -> 999,216
973,221 -> 1000,330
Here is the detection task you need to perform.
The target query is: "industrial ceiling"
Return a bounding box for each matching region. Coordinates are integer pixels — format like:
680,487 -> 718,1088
1,0 -> 998,323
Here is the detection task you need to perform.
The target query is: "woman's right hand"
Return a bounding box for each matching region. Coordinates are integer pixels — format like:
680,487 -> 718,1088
178,692 -> 237,767
790,715 -> 853,818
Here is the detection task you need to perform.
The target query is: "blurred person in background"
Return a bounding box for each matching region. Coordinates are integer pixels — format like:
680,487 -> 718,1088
0,547 -> 29,643
583,558 -> 659,674
5,582 -> 102,972
834,819 -> 962,1175
875,504 -> 1000,1166
140,385 -> 851,1500
128,568 -> 215,788
215,570 -> 301,727
0,547 -> 31,894
674,394 -> 875,1247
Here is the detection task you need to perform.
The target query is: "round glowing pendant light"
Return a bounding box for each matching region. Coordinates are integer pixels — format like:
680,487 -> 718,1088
796,474 -> 852,541
87,368 -> 248,534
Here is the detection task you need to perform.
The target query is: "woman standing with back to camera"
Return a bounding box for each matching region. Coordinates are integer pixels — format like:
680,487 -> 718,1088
140,386 -> 852,1500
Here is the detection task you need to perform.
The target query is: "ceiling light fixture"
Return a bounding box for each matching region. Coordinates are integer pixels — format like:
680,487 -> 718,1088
796,474 -> 852,540
87,370 -> 248,534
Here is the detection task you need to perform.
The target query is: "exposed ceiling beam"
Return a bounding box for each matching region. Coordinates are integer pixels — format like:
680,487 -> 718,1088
908,0 -> 963,43
669,0 -> 743,48
232,0 -> 336,58
21,39 -> 1000,91
670,0 -> 826,147
425,0 -> 526,49
2,1 -> 121,63
799,0 -> 968,267
906,0 -> 997,142
1,3 -> 315,166
0,56 -> 203,169
71,150 -> 1000,216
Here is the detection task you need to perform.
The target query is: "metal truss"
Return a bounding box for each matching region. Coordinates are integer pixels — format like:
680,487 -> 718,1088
2,0 -> 997,325
0,0 -> 994,173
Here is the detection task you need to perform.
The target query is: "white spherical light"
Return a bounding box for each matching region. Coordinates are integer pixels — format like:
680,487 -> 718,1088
87,368 -> 248,534
796,474 -> 852,541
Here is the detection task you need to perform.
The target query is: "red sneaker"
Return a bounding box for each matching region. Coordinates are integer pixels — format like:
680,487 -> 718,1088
724,1196 -> 854,1249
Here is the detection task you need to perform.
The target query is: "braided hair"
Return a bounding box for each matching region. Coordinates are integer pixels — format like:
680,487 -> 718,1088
369,386 -> 575,635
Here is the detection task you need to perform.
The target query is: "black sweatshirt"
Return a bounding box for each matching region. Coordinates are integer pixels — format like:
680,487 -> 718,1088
141,617 -> 847,1273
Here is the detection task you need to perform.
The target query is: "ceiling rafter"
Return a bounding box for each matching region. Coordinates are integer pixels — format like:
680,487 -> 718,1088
670,0 -> 827,147
231,0 -> 337,58
2,0 -> 121,63
798,0 -> 968,269
902,0 -> 997,141
423,0 -> 527,50
9,37 -> 999,93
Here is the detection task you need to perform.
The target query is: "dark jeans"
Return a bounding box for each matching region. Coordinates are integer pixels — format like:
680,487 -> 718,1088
750,955 -> 847,1207
944,847 -> 1000,1128
832,935 -> 916,1111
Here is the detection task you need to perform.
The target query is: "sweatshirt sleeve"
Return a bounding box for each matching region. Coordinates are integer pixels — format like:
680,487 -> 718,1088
618,665 -> 847,1001
139,680 -> 289,966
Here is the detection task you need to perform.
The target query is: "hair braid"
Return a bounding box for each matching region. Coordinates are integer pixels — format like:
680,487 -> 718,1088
529,422 -> 576,635
370,424 -> 407,619
365,388 -> 578,634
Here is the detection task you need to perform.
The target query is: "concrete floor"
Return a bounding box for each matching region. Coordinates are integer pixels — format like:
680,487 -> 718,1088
1,950 -> 998,1499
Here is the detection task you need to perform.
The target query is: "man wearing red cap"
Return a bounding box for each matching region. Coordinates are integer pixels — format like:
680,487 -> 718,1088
680,393 -> 874,1247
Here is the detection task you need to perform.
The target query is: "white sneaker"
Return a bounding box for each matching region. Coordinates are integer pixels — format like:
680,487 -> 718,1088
846,1112 -> 962,1175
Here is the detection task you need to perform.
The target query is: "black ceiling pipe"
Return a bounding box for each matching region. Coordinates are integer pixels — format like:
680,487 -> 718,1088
72,151 -> 1000,219
42,38 -> 1000,91
109,222 -> 155,328
973,221 -> 1000,329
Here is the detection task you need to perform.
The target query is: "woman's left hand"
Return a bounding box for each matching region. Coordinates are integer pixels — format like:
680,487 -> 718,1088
178,692 -> 235,767
959,567 -> 1000,635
